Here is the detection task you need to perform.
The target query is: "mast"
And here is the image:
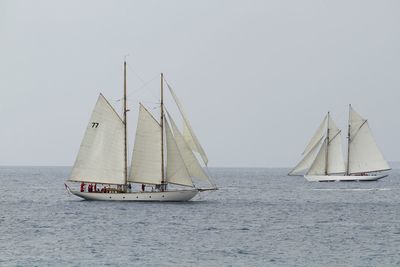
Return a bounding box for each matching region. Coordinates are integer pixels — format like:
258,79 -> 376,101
346,104 -> 351,175
123,61 -> 128,186
160,73 -> 165,190
325,112 -> 330,175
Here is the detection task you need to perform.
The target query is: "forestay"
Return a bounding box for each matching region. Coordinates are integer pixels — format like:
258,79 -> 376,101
166,82 -> 209,166
348,106 -> 390,174
70,94 -> 126,184
165,119 -> 194,187
129,104 -> 163,185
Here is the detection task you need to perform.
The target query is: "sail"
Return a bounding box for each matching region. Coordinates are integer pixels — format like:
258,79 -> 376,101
302,114 -> 328,155
129,104 -> 163,185
347,106 -> 390,174
70,94 -> 126,184
288,136 -> 323,175
166,82 -> 209,165
165,119 -> 194,187
327,116 -> 346,174
166,111 -> 210,182
307,139 -> 328,175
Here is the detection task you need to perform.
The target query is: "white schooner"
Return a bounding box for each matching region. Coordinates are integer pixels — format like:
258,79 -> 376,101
65,61 -> 217,201
289,105 -> 390,182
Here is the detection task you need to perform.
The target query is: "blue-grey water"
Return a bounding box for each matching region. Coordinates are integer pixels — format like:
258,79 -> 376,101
1,167 -> 400,266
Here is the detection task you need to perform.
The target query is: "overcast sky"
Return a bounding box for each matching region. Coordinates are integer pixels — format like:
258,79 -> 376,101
0,0 -> 399,167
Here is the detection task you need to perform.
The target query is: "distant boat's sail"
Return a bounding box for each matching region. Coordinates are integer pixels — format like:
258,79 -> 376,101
289,115 -> 328,176
165,119 -> 194,187
166,111 -> 210,183
129,104 -> 163,185
166,82 -> 209,166
288,136 -> 323,176
70,94 -> 126,184
307,139 -> 328,175
302,114 -> 328,155
296,114 -> 346,176
327,116 -> 346,175
347,106 -> 390,174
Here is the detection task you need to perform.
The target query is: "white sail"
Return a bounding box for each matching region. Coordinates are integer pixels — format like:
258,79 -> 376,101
166,111 -> 210,182
165,119 -> 194,187
70,94 -> 126,184
307,139 -> 328,175
348,106 -> 390,174
327,116 -> 346,174
289,136 -> 323,175
129,104 -> 163,185
302,114 -> 328,155
166,82 -> 209,165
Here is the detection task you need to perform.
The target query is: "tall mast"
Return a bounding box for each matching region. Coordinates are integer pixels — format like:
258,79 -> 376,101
123,61 -> 128,186
160,73 -> 165,190
325,112 -> 330,175
346,104 -> 351,175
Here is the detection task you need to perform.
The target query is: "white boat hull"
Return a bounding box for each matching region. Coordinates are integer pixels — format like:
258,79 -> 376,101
304,174 -> 388,182
69,189 -> 199,202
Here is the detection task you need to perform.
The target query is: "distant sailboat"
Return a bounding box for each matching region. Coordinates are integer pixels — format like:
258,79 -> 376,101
289,105 -> 390,182
65,61 -> 217,201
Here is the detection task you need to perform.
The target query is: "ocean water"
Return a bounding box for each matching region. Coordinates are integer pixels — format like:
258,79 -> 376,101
1,167 -> 400,266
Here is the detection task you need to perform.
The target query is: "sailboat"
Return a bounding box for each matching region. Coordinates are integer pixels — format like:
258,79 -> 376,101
65,61 -> 217,201
289,105 -> 391,182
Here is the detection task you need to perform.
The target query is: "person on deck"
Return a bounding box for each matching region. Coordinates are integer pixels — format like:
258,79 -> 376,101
142,184 -> 145,192
80,182 -> 85,192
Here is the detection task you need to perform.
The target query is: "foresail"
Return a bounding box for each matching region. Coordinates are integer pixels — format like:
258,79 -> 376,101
306,139 -> 327,176
302,115 -> 328,155
288,136 -> 323,176
165,119 -> 194,187
166,111 -> 210,182
166,82 -> 209,165
327,116 -> 346,174
70,94 -> 125,184
129,104 -> 163,185
348,106 -> 390,174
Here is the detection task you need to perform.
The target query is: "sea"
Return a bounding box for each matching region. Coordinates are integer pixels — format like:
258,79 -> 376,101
0,167 -> 399,267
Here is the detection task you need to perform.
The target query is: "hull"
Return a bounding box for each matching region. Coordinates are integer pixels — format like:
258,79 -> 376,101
304,174 -> 388,182
69,189 -> 199,202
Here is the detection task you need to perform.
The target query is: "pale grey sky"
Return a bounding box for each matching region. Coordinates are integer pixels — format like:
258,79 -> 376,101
0,0 -> 399,167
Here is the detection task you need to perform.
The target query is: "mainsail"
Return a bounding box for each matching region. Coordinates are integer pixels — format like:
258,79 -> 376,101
129,104 -> 163,185
70,94 -> 126,184
347,106 -> 390,174
166,82 -> 209,166
326,115 -> 346,174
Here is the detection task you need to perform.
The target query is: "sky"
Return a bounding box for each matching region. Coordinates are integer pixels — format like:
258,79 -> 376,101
0,0 -> 399,167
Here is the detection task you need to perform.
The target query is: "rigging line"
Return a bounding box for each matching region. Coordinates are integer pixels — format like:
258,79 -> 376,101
113,74 -> 159,102
126,62 -> 147,85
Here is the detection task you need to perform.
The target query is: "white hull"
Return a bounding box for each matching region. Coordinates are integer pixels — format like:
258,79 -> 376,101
69,189 -> 199,201
304,174 -> 388,182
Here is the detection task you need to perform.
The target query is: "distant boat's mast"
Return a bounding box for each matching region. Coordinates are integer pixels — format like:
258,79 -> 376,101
325,112 -> 330,175
346,104 -> 351,175
160,73 -> 166,190
123,61 -> 128,186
